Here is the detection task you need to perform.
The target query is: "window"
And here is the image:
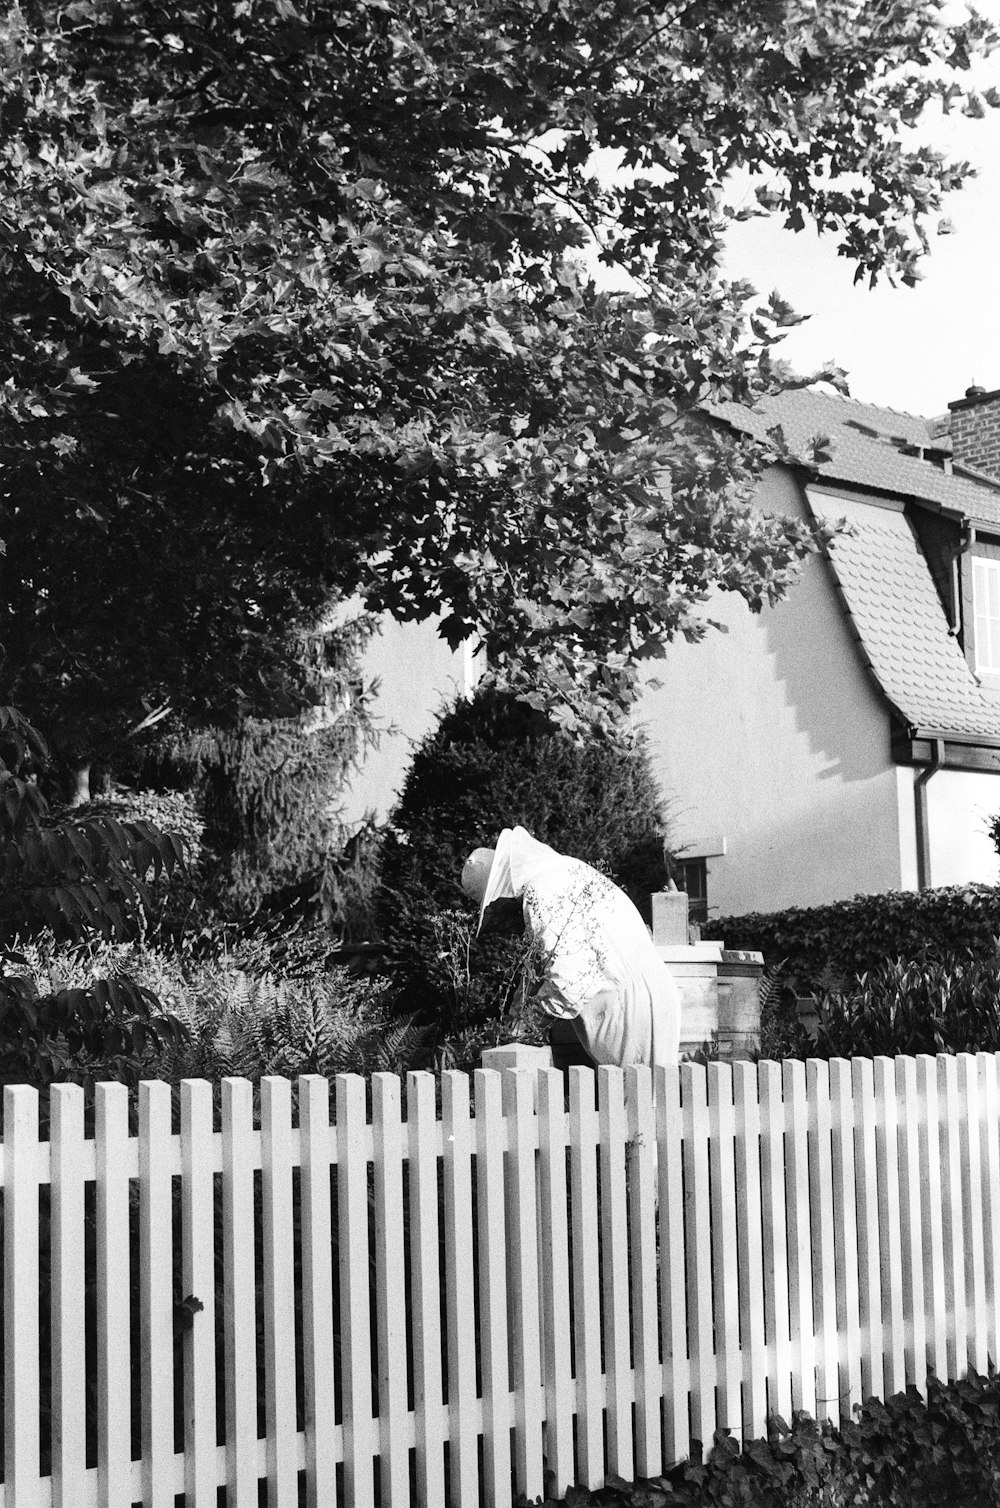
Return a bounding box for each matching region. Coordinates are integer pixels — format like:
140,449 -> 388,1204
677,857 -> 708,925
973,556 -> 1000,673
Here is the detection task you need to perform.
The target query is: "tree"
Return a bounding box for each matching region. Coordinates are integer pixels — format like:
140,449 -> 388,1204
0,706 -> 187,1086
1,0 -> 996,754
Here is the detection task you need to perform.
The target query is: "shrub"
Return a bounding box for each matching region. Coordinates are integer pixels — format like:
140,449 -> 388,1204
380,686 -> 673,1041
0,706 -> 187,1088
708,885 -> 1000,996
811,952 -> 1000,1059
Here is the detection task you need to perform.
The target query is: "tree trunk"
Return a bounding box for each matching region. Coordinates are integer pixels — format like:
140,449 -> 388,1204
68,762 -> 92,806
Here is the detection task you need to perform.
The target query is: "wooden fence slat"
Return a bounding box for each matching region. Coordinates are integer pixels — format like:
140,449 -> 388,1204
708,1064 -> 741,1435
262,1075 -> 299,1507
873,1059 -> 906,1399
957,1055 -> 988,1376
338,1074 -> 376,1508
5,1085 -> 40,1508
733,1063 -> 766,1441
895,1057 -> 927,1396
181,1079 -> 217,1507
409,1071 -> 446,1508
503,1071 -> 545,1503
221,1078 -> 259,1508
138,1081 -> 175,1508
569,1066 -> 604,1488
683,1063 -> 715,1449
937,1054 -> 967,1380
50,1084 -> 87,1508
806,1060 -> 839,1425
625,1066 -> 661,1479
442,1071 -> 479,1508
475,1069 -> 512,1507
829,1060 -> 862,1417
299,1075 -> 337,1508
916,1055 -> 948,1380
977,1053 -> 1000,1371
537,1069 -> 574,1497
656,1064 -> 689,1464
95,1081 -> 132,1508
852,1058 -> 882,1404
371,1074 -> 409,1508
759,1062 -> 792,1424
598,1066 -> 633,1479
783,1061 -> 815,1419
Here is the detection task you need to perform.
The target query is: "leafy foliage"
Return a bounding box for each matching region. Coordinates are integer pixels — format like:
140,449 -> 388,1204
0,706 -> 187,1085
2,0 -> 996,755
525,1373 -> 1000,1507
708,885 -> 1000,996
812,952 -> 1000,1058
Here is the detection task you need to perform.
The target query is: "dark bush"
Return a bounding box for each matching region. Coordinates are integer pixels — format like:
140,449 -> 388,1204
379,686 -> 673,1041
812,952 -> 1000,1059
708,884 -> 1000,995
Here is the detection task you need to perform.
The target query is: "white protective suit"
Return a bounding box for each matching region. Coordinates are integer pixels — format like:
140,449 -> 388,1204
476,826 -> 681,1069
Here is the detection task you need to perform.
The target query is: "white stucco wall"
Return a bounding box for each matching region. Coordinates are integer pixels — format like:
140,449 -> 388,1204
638,467 -> 907,917
341,615 -> 480,826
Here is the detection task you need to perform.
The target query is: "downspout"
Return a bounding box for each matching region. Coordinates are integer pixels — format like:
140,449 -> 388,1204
914,738 -> 945,890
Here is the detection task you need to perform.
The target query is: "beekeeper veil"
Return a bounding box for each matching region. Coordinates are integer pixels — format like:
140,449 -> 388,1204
461,826 -> 565,930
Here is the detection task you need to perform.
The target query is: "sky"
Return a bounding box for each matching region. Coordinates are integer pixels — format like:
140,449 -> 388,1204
720,11 -> 1000,421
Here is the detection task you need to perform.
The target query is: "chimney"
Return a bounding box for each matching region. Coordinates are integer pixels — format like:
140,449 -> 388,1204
947,384 -> 1000,481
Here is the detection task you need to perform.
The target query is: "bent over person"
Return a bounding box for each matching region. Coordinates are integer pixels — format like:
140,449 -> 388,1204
460,825 -> 681,1069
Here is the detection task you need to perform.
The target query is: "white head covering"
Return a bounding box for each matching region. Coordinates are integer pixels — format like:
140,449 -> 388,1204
462,826 -> 567,930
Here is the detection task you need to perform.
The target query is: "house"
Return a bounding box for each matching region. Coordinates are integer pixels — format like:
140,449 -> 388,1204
346,382 -> 1000,922
643,384 -> 1000,919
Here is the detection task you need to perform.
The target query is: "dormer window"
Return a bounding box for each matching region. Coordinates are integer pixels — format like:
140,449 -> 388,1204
972,556 -> 1000,673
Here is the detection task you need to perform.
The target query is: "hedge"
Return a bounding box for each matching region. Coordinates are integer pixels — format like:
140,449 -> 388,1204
705,884 -> 1000,992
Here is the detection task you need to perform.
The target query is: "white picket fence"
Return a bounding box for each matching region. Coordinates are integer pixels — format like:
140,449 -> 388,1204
3,1054 -> 1000,1508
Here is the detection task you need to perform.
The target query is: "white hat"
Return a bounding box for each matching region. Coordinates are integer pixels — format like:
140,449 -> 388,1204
460,847 -> 496,907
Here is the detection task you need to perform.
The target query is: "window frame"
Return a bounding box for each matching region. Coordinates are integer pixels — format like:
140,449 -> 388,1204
972,553 -> 1000,676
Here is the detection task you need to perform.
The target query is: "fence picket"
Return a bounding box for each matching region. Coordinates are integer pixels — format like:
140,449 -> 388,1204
783,1061 -> 815,1418
829,1060 -> 862,1417
475,1070 -> 512,1507
50,1084 -> 87,1508
917,1055 -> 948,1380
937,1054 -> 967,1380
409,1072 -> 446,1508
138,1081 -> 175,1508
957,1054 -> 988,1376
656,1064 -> 689,1463
5,1086 -> 40,1508
504,1071 -> 545,1503
568,1066 -> 604,1487
371,1074 -> 409,1508
806,1061 -> 839,1425
537,1069 -> 574,1497
978,1053 -> 1000,1370
852,1058 -> 882,1403
442,1071 -> 479,1508
181,1079 -> 217,1506
625,1066 -> 661,1478
299,1075 -> 337,1508
221,1078 -> 259,1508
338,1074 -> 376,1508
708,1064 -> 741,1435
599,1066 -> 633,1479
759,1062 -> 792,1424
95,1081 -> 132,1508
733,1063 -> 767,1440
895,1057 -> 927,1396
262,1076 -> 299,1507
873,1059 -> 906,1399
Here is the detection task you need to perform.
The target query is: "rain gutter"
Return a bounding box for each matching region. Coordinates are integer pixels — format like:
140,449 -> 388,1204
914,738 -> 945,890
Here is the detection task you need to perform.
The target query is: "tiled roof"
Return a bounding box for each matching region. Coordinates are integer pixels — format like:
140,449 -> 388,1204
712,388 -> 1000,527
805,489 -> 1000,741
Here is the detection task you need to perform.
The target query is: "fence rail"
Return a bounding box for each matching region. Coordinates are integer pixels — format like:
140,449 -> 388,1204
3,1054 -> 1000,1507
